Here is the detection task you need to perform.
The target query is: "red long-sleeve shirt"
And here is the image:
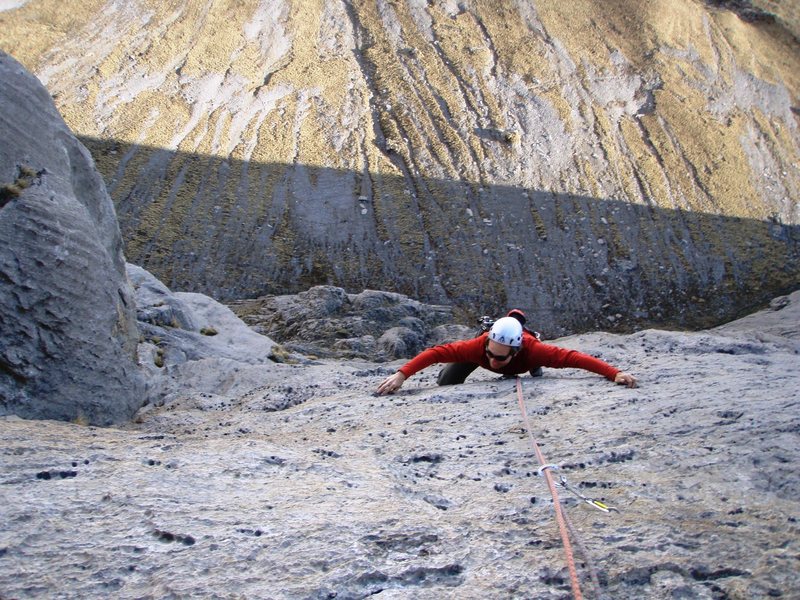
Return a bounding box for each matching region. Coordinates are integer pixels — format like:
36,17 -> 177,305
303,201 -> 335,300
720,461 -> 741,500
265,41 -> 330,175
398,332 -> 620,381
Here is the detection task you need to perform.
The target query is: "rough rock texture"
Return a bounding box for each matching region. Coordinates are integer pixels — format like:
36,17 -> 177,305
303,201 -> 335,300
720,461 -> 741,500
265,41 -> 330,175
230,285 -> 472,360
1,1 -> 798,334
738,0 -> 800,38
128,263 -> 282,407
1,291 -> 798,599
0,50 -> 143,425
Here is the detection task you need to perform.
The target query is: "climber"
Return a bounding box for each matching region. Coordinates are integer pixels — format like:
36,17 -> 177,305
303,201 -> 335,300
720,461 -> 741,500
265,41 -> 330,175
376,312 -> 637,395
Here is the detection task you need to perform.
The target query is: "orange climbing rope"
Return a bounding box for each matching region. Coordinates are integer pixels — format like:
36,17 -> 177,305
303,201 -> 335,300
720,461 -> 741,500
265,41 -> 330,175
515,377 -> 583,600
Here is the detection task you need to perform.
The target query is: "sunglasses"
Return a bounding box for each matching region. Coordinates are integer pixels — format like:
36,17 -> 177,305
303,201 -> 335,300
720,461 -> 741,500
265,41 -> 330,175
485,344 -> 516,361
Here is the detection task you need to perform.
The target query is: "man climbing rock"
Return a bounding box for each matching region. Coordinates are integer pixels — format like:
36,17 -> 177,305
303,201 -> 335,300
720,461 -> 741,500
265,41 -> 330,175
376,312 -> 637,395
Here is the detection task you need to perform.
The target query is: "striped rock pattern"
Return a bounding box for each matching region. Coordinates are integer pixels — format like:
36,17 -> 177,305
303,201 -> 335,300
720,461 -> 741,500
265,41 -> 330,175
1,0 -> 799,334
0,51 -> 143,424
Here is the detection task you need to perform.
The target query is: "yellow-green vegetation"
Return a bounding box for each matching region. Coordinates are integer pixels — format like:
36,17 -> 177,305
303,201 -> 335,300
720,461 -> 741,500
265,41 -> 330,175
479,3 -> 574,128
528,202 -> 549,241
619,117 -> 670,206
0,165 -> 38,207
154,347 -> 165,368
0,0 -> 107,70
0,183 -> 24,204
713,8 -> 800,91
0,0 -> 797,326
268,344 -> 296,364
71,410 -> 90,427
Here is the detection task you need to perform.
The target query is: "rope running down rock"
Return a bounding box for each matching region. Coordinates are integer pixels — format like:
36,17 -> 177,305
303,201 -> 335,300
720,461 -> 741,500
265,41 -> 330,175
514,376 -> 583,600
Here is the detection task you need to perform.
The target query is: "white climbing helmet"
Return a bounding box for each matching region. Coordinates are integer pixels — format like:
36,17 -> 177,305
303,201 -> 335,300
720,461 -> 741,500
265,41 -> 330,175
488,316 -> 523,347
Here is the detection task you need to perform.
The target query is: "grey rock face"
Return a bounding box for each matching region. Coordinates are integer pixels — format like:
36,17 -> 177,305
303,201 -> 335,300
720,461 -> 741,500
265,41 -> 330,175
229,285 -> 472,360
1,293 -> 798,599
129,263 -> 198,331
128,263 -> 281,408
0,51 -> 143,425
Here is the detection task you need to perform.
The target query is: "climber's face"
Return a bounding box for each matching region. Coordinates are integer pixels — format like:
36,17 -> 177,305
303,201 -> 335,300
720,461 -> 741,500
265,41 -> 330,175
485,339 -> 515,367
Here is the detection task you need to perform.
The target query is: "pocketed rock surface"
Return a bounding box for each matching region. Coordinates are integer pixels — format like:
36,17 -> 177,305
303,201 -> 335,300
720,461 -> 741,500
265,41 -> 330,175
2,292 -> 798,599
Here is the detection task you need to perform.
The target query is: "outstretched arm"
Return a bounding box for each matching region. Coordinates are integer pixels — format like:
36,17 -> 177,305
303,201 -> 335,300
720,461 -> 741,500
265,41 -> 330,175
529,340 -> 636,386
377,338 -> 486,395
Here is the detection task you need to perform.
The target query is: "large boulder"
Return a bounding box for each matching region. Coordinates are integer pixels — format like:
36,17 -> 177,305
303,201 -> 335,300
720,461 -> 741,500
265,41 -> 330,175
229,285 -> 472,360
0,51 -> 143,425
128,263 -> 285,408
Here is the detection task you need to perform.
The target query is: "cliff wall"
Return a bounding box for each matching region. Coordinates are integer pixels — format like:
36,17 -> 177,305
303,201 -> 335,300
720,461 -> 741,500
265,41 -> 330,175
1,0 -> 798,333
